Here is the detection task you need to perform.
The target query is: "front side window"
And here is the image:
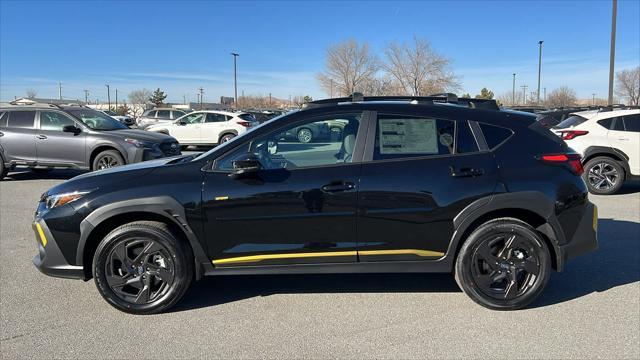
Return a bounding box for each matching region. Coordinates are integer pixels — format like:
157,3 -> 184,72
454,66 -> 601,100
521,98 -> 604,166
172,111 -> 186,119
6,111 -> 36,129
373,115 -> 455,161
622,114 -> 639,132
216,113 -> 362,170
181,113 -> 205,124
40,111 -> 76,131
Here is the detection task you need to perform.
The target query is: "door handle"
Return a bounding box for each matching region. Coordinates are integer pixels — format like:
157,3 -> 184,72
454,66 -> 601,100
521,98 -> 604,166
450,167 -> 484,177
321,181 -> 355,192
36,134 -> 47,140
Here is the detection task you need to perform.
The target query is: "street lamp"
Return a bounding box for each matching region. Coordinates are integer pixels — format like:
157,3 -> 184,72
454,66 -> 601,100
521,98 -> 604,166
512,73 -> 516,106
537,40 -> 543,104
105,84 -> 111,108
231,52 -> 239,108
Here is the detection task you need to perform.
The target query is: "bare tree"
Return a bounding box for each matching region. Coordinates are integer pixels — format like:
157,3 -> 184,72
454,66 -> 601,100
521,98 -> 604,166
383,36 -> 460,96
317,39 -> 379,97
497,91 -> 524,107
360,76 -> 398,96
26,89 -> 37,99
545,86 -> 578,108
128,89 -> 152,116
615,67 -> 640,106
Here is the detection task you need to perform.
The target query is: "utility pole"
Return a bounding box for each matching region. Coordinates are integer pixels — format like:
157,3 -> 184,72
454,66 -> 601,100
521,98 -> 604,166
58,82 -> 62,100
115,89 -> 118,109
537,40 -> 543,104
289,94 -> 292,108
83,89 -> 89,104
608,0 -> 617,105
105,84 -> 110,108
330,79 -> 334,98
183,94 -> 186,105
198,87 -> 204,110
521,85 -> 528,104
231,52 -> 239,108
543,87 -> 547,103
269,93 -> 272,107
592,93 -> 596,106
512,73 -> 516,105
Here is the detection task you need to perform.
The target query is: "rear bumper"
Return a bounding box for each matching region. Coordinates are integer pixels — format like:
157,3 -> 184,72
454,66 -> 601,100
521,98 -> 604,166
32,219 -> 85,280
560,202 -> 598,263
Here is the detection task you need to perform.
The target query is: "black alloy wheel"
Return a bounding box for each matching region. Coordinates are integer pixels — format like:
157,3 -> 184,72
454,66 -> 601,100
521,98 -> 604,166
455,218 -> 551,310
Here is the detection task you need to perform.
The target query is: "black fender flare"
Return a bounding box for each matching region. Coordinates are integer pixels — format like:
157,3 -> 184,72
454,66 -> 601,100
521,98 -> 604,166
88,142 -> 129,167
444,191 -> 566,271
77,196 -> 211,277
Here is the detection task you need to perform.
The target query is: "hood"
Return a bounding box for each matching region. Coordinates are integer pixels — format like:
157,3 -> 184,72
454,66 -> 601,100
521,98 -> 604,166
94,128 -> 175,142
44,156 -> 186,196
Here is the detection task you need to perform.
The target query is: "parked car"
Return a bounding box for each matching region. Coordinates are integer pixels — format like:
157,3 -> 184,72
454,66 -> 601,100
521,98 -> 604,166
0,103 -> 181,179
30,93 -> 598,314
552,108 -> 639,194
136,108 -> 187,129
536,107 -> 591,128
145,111 -> 259,146
506,105 -> 547,114
100,109 -> 135,127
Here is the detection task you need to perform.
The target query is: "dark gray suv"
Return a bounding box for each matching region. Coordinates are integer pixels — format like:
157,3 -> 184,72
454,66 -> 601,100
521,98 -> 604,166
0,103 -> 181,179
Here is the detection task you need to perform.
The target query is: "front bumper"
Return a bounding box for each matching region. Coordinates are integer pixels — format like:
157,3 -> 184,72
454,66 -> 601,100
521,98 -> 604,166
32,218 -> 85,279
560,202 -> 598,263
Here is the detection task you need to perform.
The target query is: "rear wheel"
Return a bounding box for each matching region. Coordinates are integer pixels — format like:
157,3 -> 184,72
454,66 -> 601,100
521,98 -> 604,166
583,156 -> 624,195
219,133 -> 236,143
455,218 -> 551,310
92,221 -> 193,314
93,150 -> 124,171
297,128 -> 313,143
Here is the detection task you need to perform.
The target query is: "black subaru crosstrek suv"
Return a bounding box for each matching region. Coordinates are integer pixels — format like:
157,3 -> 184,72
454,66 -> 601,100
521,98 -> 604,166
32,93 -> 598,314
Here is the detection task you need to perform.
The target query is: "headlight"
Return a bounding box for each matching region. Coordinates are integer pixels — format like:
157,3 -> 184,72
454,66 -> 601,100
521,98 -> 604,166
125,138 -> 156,148
44,190 -> 92,209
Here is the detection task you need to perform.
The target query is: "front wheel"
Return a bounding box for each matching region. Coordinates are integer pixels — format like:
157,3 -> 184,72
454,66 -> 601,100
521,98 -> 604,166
93,150 -> 124,171
455,218 -> 551,310
583,156 -> 624,195
92,221 -> 194,314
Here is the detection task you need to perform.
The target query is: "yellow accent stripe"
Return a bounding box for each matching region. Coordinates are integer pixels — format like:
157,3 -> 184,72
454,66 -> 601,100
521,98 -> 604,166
359,249 -> 444,257
35,223 -> 47,247
211,249 -> 444,265
214,196 -> 229,201
593,205 -> 598,231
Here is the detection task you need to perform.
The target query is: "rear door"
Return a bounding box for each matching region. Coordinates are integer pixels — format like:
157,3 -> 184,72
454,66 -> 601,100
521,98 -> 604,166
202,113 -> 228,144
356,111 -> 498,262
610,114 -> 640,175
35,110 -> 86,167
0,110 -> 37,164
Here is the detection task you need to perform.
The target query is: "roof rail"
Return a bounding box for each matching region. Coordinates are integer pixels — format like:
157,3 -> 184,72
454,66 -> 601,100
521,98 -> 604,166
306,92 -> 500,111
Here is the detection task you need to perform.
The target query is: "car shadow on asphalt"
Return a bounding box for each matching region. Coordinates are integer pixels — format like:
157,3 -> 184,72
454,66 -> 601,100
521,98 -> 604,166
174,218 -> 639,312
4,169 -> 87,181
615,181 -> 640,195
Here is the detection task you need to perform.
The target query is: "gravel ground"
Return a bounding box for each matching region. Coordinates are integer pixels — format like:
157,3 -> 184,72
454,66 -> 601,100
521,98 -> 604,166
1,169 -> 638,359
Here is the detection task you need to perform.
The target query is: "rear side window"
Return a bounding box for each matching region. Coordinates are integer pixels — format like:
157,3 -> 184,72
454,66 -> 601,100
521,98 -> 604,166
172,111 -> 185,119
373,115 -> 455,161
612,117 -> 625,131
144,110 -> 156,117
205,113 -> 227,123
597,118 -> 613,129
479,123 -> 513,149
622,114 -> 639,132
456,121 -> 479,153
0,112 -> 6,127
6,111 -> 36,129
554,115 -> 587,129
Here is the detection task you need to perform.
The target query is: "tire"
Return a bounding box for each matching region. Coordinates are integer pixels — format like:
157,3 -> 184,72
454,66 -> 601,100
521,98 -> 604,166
583,156 -> 625,195
92,150 -> 124,171
454,218 -> 551,310
297,128 -> 313,143
92,221 -> 194,314
219,133 -> 236,143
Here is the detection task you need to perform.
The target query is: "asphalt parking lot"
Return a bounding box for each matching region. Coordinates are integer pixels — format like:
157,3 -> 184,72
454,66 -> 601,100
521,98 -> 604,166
1,168 -> 638,359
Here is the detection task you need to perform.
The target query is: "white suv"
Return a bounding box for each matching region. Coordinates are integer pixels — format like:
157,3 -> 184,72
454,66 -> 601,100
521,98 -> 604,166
553,108 -> 639,194
145,110 -> 259,147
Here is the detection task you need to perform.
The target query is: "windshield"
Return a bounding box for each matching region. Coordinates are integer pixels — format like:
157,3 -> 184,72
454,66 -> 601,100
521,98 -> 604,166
553,115 -> 588,129
193,111 -> 295,161
67,109 -> 128,130
103,110 -> 117,116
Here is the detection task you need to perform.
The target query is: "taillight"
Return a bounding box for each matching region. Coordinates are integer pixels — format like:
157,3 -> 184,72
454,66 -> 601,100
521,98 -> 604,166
236,121 -> 252,127
539,153 -> 584,175
559,130 -> 588,140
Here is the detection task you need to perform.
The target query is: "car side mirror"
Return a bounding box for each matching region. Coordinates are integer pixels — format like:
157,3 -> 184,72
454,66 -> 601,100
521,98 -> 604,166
63,125 -> 81,134
230,153 -> 262,179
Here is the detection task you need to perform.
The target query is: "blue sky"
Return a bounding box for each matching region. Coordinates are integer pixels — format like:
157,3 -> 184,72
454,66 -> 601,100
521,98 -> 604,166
1,0 -> 639,103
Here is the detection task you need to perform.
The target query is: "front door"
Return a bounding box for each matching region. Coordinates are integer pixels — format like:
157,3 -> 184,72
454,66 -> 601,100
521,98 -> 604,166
202,111 -> 367,267
171,112 -> 204,144
202,113 -> 228,144
36,110 -> 86,167
357,112 -> 498,262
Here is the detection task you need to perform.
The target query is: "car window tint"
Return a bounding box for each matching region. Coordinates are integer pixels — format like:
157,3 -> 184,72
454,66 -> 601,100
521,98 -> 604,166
40,111 -> 76,131
183,113 -> 204,124
156,110 -> 170,119
622,114 -> 639,132
239,113 -> 256,122
145,110 -> 156,117
6,111 -> 36,129
597,118 -> 613,129
611,117 -> 625,131
479,123 -> 513,149
373,115 -> 455,161
216,113 -> 362,170
0,112 -> 6,127
172,111 -> 185,119
206,113 -> 226,122
554,115 -> 587,129
456,121 -> 479,153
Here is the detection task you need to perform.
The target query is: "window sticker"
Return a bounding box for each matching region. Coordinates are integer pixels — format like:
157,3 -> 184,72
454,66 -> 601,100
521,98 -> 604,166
379,118 -> 438,154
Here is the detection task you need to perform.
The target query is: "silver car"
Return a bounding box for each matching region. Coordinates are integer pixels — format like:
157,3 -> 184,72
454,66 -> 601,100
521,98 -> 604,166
136,108 -> 186,129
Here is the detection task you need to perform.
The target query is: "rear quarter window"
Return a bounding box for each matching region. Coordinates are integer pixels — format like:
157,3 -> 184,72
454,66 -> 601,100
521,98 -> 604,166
239,113 -> 257,122
597,118 -> 613,129
456,121 -> 479,153
479,123 -> 513,149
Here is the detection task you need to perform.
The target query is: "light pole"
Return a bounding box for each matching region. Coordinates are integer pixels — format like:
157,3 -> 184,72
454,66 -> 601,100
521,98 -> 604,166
592,93 -> 596,106
330,79 -> 334,98
231,52 -> 239,108
115,89 -> 118,109
105,84 -> 111,108
608,0 -> 617,105
537,40 -> 543,104
521,85 -> 528,104
512,73 -> 516,105
84,89 -> 89,104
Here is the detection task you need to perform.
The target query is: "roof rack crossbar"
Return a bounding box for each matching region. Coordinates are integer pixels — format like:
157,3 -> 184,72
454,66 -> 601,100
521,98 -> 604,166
306,92 -> 500,110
